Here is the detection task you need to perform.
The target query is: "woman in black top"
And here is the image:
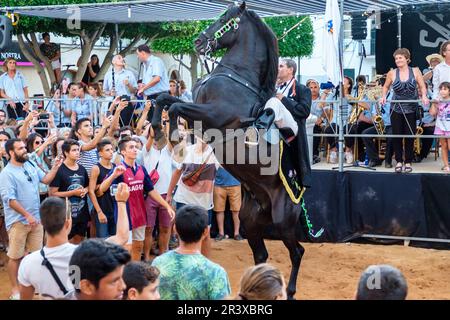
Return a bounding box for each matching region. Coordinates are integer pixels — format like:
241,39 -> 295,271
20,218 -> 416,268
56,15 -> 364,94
80,54 -> 101,85
381,48 -> 429,173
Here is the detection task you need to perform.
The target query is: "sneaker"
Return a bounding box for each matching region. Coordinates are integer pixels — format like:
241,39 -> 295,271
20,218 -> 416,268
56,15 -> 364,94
345,152 -> 353,164
329,151 -> 338,164
234,234 -> 244,241
215,234 -> 225,241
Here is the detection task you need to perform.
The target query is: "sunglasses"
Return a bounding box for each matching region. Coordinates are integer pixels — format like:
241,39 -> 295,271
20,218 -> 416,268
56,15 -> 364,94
23,169 -> 32,182
35,140 -> 43,145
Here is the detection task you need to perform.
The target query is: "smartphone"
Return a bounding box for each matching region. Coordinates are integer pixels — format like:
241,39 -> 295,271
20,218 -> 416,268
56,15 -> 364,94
31,104 -> 39,111
106,111 -> 112,117
120,95 -> 131,102
110,184 -> 118,197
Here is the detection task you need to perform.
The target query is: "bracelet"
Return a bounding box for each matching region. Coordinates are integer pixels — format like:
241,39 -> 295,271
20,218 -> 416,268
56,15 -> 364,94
116,200 -> 127,203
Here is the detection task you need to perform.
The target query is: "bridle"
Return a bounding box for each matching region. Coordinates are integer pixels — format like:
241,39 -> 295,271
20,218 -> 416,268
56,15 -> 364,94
199,10 -> 243,74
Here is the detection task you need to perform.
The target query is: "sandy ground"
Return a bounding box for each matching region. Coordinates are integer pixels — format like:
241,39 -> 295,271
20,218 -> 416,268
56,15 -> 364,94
1,240 -> 449,300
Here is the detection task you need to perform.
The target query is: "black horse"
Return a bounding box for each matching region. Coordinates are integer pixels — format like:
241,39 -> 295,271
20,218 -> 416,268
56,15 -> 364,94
152,2 -> 310,299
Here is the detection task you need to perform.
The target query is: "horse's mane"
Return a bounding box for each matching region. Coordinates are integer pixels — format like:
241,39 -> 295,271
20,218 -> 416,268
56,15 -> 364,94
246,10 -> 279,100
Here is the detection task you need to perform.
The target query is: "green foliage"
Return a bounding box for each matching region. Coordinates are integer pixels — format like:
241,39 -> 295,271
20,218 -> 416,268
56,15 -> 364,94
265,16 -> 314,58
2,0 -> 166,40
151,16 -> 314,58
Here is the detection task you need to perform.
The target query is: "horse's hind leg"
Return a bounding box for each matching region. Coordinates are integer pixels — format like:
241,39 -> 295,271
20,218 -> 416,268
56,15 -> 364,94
273,204 -> 304,300
239,193 -> 269,264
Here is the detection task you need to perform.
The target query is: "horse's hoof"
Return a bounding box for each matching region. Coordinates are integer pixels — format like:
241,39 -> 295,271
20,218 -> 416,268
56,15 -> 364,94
244,127 -> 259,146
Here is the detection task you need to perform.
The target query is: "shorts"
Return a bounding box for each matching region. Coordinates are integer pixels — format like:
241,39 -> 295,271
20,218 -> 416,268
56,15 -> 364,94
7,222 -> 44,260
145,194 -> 172,228
213,185 -> 242,212
51,60 -> 61,70
68,219 -> 89,239
132,226 -> 146,242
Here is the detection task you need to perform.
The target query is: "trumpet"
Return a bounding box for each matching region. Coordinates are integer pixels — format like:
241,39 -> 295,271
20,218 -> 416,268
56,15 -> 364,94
414,125 -> 424,155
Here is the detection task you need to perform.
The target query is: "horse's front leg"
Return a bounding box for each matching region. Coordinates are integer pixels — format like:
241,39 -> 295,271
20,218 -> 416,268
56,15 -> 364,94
150,102 -> 165,141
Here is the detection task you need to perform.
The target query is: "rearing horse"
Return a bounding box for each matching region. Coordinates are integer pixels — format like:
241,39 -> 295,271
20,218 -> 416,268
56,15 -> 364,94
152,2 -> 309,299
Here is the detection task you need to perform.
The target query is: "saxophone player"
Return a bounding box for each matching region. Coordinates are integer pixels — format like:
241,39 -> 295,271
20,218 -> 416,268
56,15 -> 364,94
324,76 -> 357,164
362,90 -> 394,168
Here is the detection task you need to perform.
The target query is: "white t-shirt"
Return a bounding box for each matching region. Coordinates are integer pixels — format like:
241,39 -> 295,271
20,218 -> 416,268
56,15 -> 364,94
142,144 -> 173,195
173,144 -> 220,210
18,243 -> 77,299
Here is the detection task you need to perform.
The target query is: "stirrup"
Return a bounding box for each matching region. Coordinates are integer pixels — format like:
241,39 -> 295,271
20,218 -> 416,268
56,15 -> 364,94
244,127 -> 259,146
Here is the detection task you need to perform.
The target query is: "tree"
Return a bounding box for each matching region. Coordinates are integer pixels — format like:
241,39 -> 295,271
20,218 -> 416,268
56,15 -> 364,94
3,0 -> 156,95
151,16 -> 314,86
151,20 -> 212,86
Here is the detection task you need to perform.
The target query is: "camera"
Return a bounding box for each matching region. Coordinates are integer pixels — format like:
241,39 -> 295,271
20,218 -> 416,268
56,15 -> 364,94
39,113 -> 50,120
110,184 -> 118,197
320,82 -> 335,90
120,95 -> 131,102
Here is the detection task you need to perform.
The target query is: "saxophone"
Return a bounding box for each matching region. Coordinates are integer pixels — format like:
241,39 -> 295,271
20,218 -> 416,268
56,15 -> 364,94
366,84 -> 385,135
348,83 -> 365,125
414,125 -> 424,155
373,103 -> 385,135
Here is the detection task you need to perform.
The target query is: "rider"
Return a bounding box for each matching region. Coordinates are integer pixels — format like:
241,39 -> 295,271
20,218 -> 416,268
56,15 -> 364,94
256,58 -> 312,187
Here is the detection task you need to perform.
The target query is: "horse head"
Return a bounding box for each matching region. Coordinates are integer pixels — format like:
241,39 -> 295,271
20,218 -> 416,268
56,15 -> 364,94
194,2 -> 247,56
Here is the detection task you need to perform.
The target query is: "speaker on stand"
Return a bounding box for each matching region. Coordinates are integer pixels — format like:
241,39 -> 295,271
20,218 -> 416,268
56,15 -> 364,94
0,15 -> 13,50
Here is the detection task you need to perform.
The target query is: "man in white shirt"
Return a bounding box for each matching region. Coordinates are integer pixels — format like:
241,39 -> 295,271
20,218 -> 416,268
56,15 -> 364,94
432,41 -> 450,99
18,183 -> 130,300
103,54 -> 138,127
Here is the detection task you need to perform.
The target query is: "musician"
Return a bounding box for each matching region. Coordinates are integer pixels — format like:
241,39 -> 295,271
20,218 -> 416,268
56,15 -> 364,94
307,79 -> 332,164
324,76 -> 356,164
103,54 -> 137,126
362,90 -> 393,168
258,59 -> 312,187
422,53 -> 443,91
356,89 -> 374,163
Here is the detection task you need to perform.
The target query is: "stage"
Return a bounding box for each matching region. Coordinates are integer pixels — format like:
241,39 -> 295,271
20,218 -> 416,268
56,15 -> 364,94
296,156 -> 450,249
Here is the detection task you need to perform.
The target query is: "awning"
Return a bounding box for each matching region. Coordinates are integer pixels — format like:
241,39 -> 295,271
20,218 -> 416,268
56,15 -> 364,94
2,0 -> 449,23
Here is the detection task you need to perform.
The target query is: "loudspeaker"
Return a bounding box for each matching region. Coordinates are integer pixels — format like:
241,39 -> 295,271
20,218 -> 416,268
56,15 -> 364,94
351,15 -> 367,41
0,15 -> 13,50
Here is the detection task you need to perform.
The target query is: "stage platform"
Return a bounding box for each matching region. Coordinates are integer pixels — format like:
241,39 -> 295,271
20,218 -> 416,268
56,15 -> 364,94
311,155 -> 447,174
295,158 -> 450,249
212,156 -> 449,249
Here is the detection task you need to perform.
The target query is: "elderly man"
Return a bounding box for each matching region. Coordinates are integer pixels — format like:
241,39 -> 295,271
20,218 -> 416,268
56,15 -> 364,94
103,54 -> 138,126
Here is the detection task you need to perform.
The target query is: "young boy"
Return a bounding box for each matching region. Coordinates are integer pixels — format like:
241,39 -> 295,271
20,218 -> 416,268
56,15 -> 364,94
49,139 -> 89,244
89,139 -> 116,238
122,261 -> 160,300
100,136 -> 175,261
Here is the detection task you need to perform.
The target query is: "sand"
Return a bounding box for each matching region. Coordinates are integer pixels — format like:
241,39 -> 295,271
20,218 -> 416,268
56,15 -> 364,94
1,240 -> 449,300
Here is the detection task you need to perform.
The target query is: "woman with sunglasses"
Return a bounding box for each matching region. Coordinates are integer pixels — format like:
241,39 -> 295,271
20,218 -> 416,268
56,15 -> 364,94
26,132 -> 57,202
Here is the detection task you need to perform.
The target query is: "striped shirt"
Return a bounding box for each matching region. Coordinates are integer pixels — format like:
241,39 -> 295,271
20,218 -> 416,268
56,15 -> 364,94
77,140 -> 98,177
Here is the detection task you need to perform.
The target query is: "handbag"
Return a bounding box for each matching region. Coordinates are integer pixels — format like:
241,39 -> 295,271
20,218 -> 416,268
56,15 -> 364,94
181,150 -> 214,187
149,161 -> 160,185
